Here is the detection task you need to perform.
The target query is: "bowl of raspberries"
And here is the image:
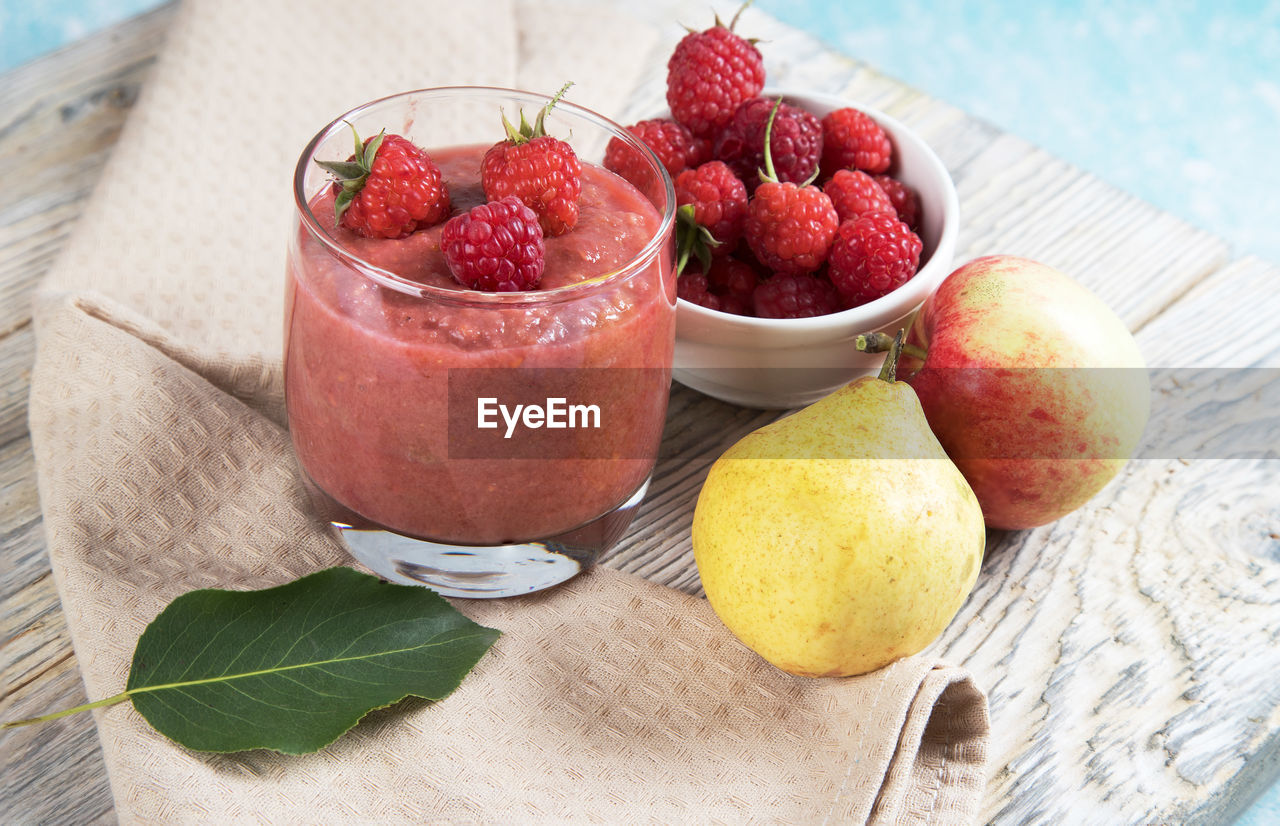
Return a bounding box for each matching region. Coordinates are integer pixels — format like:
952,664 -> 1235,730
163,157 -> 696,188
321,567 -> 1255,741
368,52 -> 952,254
605,8 -> 959,408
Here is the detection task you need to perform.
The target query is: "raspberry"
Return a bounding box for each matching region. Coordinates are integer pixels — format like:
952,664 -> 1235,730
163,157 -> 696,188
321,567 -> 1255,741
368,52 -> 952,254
821,107 -> 892,175
872,174 -> 921,229
713,97 -> 823,193
718,293 -> 753,316
823,169 -> 895,224
666,10 -> 765,138
441,196 -> 545,292
317,128 -> 450,239
676,257 -> 759,316
675,160 -> 748,257
752,273 -> 841,318
482,86 -> 582,236
605,119 -> 709,191
483,136 -> 581,238
744,183 -> 838,274
827,212 -> 923,307
676,271 -> 724,311
743,101 -> 838,275
706,255 -> 760,301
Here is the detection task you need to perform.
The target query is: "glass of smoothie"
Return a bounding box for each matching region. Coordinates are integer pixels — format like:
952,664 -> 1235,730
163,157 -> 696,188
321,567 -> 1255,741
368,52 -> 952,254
286,87 -> 676,597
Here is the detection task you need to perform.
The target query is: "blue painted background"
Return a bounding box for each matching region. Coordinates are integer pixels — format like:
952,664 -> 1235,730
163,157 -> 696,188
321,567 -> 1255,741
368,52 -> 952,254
0,0 -> 159,67
2,0 -> 1276,266
757,0 -> 1280,268
2,0 -> 1278,821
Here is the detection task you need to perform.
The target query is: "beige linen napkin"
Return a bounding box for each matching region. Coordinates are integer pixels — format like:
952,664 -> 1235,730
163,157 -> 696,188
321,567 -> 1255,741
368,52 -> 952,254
27,0 -> 989,822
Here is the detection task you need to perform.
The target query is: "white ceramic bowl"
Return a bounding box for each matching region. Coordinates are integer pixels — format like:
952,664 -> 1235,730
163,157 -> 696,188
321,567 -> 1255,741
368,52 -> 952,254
672,89 -> 959,408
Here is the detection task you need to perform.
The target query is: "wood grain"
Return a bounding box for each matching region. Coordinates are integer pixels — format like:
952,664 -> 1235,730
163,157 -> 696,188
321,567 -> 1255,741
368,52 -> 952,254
0,329 -> 35,449
0,5 -> 177,823
2,2 -> 1278,824
0,435 -> 115,824
953,255 -> 1280,825
0,2 -> 177,336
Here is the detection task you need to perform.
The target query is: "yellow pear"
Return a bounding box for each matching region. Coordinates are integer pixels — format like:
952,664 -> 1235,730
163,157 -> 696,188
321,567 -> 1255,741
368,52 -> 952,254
692,337 -> 985,677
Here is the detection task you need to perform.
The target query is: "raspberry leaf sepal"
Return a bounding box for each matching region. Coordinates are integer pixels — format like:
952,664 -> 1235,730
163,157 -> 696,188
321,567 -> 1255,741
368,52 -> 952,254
498,82 -> 575,146
675,203 -> 721,276
684,0 -> 758,41
316,124 -> 387,226
316,160 -> 366,180
361,129 -> 384,167
499,109 -> 539,145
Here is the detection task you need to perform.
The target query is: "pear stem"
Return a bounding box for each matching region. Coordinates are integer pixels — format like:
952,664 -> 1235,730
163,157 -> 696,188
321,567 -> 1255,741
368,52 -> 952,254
876,329 -> 906,383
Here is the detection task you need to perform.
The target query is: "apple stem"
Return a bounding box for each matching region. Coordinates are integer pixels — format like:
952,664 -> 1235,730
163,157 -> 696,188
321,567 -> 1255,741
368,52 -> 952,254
876,329 -> 906,383
857,331 -> 928,362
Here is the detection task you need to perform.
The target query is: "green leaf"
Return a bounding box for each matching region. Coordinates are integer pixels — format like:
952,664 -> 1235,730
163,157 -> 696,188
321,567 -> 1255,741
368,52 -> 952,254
1,568 -> 498,753
122,567 -> 499,754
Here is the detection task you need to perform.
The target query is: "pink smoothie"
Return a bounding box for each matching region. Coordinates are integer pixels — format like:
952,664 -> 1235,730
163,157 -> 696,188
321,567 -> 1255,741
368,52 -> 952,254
285,144 -> 675,544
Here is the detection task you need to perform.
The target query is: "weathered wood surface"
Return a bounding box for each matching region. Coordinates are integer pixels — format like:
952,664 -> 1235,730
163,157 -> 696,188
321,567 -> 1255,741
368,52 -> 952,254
0,5 -> 178,824
1,3 -> 1277,824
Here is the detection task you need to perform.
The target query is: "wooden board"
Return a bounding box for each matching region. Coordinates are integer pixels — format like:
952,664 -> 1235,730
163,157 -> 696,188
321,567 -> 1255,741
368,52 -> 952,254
0,6 -> 179,823
1,3 -> 1277,824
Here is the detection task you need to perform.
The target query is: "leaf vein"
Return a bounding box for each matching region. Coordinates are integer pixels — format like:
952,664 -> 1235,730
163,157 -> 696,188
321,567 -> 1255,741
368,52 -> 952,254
145,689 -> 225,735
269,599 -> 386,668
222,600 -> 296,677
141,610 -> 203,682
277,671 -> 354,700
220,679 -> 333,715
172,686 -> 264,730
129,632 -> 495,696
175,604 -> 255,681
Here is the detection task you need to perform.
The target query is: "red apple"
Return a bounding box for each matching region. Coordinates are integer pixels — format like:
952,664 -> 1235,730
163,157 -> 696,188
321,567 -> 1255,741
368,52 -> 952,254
898,255 -> 1149,529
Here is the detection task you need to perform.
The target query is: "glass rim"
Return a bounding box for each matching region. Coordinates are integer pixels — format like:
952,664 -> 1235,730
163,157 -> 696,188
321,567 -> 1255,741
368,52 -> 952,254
292,85 -> 677,306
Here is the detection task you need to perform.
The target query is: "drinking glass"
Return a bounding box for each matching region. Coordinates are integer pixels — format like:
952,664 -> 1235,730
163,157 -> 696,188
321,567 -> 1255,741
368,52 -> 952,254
285,87 -> 676,597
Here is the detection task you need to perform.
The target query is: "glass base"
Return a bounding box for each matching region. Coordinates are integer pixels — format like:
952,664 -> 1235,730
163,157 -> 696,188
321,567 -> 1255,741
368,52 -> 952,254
332,478 -> 650,598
